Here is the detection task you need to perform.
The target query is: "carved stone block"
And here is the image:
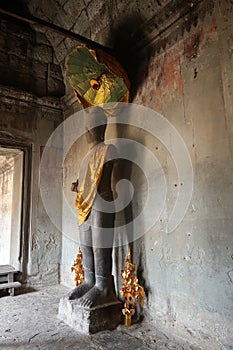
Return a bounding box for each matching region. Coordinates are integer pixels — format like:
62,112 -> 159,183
58,297 -> 123,334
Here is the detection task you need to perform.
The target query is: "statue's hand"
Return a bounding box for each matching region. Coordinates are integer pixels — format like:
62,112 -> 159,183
71,179 -> 79,192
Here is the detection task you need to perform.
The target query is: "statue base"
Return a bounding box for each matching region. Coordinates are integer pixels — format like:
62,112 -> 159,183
58,297 -> 123,334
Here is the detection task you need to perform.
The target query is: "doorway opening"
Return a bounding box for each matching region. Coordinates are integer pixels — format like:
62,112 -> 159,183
0,147 -> 24,269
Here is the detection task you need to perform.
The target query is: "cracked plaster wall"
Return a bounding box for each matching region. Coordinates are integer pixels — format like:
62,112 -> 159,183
131,0 -> 233,345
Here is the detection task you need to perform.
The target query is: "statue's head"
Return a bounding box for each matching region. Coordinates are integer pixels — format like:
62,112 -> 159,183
85,106 -> 107,143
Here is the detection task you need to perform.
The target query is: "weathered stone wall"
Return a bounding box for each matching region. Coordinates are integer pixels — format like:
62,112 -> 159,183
0,17 -> 65,287
0,18 -> 65,97
130,0 -> 233,345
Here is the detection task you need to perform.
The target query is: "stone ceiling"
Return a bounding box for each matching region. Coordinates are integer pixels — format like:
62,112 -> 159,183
13,0 -> 214,63
25,0 -> 169,50
0,0 -> 214,102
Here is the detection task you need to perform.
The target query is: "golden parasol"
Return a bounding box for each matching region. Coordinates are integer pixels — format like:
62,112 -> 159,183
66,46 -> 130,108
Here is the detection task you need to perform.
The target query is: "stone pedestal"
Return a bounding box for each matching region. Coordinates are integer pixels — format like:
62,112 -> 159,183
58,297 -> 123,334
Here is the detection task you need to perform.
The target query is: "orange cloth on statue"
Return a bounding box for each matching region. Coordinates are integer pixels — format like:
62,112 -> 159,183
75,144 -> 109,225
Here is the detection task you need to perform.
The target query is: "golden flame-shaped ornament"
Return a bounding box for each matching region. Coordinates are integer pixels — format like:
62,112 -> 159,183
71,247 -> 84,287
120,250 -> 145,326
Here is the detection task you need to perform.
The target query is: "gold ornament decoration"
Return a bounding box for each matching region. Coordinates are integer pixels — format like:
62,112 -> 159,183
71,247 -> 85,286
120,250 -> 145,326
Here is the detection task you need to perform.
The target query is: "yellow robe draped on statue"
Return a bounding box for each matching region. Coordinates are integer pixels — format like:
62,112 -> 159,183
75,144 -> 109,225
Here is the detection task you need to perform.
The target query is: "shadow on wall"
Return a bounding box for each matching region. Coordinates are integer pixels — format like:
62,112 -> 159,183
106,15 -> 154,314
109,14 -> 153,101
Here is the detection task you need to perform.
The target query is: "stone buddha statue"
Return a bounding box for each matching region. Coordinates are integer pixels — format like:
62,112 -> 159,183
68,107 -> 118,308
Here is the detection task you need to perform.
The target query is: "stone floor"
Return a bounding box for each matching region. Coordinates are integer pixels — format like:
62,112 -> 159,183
0,285 -> 229,350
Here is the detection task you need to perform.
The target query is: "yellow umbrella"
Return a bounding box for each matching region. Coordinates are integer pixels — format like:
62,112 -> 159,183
66,46 -> 130,109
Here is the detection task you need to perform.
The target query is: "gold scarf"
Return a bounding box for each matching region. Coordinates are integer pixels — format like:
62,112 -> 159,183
75,144 -> 109,225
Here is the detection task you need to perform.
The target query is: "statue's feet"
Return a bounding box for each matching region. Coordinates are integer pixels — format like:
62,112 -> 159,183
67,281 -> 94,300
78,276 -> 118,308
78,285 -> 118,308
